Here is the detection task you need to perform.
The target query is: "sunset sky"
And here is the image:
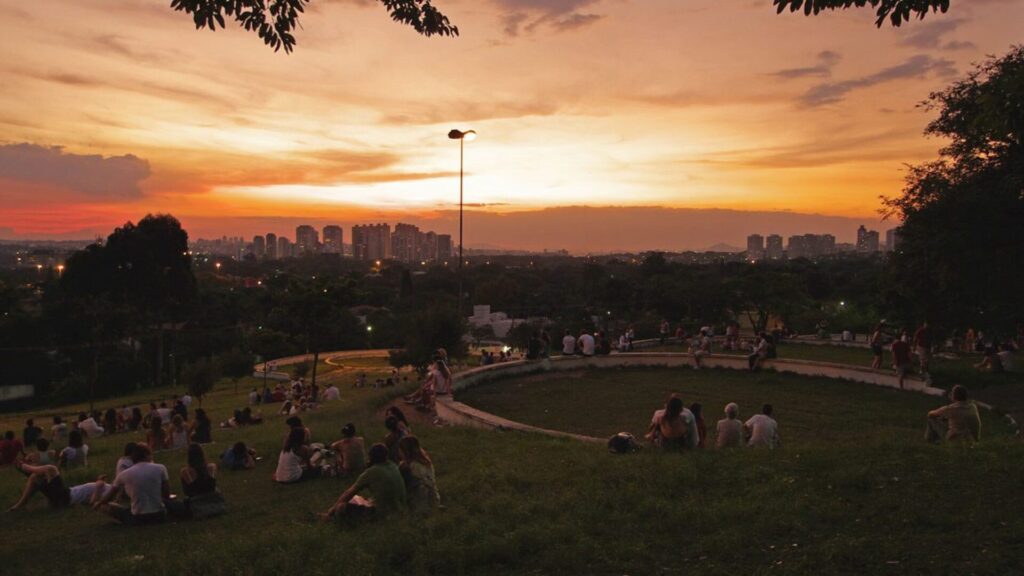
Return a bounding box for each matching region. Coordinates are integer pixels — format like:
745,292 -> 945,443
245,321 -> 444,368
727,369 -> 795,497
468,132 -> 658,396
1,0 -> 1022,249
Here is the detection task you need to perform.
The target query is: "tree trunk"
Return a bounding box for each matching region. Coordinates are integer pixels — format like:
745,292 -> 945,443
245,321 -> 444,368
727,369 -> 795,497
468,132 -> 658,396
156,327 -> 165,387
311,350 -> 319,388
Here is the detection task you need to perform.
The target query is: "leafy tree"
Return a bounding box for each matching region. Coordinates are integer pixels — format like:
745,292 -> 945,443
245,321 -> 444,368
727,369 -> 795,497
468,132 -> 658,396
388,303 -> 466,374
884,46 -> 1024,335
171,0 -> 457,53
182,357 -> 220,405
773,0 -> 951,27
218,349 -> 255,393
292,361 -> 311,380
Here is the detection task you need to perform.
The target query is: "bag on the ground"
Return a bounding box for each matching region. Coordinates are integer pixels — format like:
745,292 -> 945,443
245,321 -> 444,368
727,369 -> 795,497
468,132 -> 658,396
188,491 -> 227,519
608,432 -> 641,454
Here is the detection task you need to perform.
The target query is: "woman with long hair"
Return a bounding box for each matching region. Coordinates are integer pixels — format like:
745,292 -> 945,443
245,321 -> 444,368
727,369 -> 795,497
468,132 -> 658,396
273,427 -> 313,483
59,430 -> 89,468
189,408 -> 212,444
398,435 -> 440,513
168,414 -> 189,450
181,443 -> 218,498
146,415 -> 167,452
645,395 -> 688,451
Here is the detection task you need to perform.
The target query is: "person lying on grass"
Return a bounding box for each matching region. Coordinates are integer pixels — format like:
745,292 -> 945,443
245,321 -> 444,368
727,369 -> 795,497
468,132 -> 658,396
93,443 -> 171,525
8,461 -> 114,511
398,436 -> 439,514
926,384 -> 981,443
329,423 -> 366,477
273,427 -> 317,484
318,443 -> 406,522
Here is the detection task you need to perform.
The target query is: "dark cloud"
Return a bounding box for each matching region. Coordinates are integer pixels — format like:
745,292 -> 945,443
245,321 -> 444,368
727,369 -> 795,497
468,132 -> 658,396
801,55 -> 956,106
0,143 -> 150,198
772,50 -> 842,79
494,0 -> 603,36
942,40 -> 977,51
898,17 -> 967,49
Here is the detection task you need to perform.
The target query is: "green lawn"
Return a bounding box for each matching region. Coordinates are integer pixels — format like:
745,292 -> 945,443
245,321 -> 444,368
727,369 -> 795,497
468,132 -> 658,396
2,363 -> 1024,575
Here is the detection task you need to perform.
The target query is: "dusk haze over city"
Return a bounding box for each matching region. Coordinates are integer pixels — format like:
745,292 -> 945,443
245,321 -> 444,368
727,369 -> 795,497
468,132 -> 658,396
2,2 -> 1023,575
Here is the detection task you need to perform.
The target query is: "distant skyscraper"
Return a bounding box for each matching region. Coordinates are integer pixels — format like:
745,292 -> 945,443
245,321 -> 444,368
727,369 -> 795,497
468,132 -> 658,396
322,225 -> 343,255
436,234 -> 452,261
787,234 -> 835,260
295,225 -> 319,255
765,234 -> 784,260
746,234 -> 765,260
252,235 -> 265,259
857,225 -> 880,253
265,233 -> 277,260
885,228 -> 900,252
352,223 -> 391,261
391,223 -> 420,262
277,236 -> 292,258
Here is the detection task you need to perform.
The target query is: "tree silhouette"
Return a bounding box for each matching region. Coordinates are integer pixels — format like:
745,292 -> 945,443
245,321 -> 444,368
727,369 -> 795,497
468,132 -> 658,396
170,0 -> 457,53
773,0 -> 951,27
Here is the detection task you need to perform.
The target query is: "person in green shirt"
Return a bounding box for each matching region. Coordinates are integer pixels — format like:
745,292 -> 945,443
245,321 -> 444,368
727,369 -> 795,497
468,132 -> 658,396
319,443 -> 405,521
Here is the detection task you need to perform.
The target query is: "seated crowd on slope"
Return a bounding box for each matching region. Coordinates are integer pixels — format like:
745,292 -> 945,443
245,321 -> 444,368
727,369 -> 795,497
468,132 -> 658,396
646,395 -> 781,450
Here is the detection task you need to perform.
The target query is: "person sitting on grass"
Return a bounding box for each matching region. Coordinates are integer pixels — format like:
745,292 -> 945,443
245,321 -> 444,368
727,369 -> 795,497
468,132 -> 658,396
23,418 -> 43,447
286,416 -> 312,444
322,384 -> 341,402
645,395 -> 691,451
221,442 -> 258,471
744,404 -> 781,449
146,415 -> 167,452
115,442 -> 138,476
398,436 -> 440,514
28,438 -> 56,465
279,400 -> 299,416
690,403 -> 706,448
330,423 -> 366,477
181,444 -> 219,501
974,345 -> 1004,373
384,416 -> 408,463
93,443 -> 170,525
59,430 -> 89,469
273,427 -> 316,484
8,461 -> 113,511
189,408 -> 213,444
167,414 -> 189,450
926,384 -> 981,443
51,416 -> 68,445
0,430 -> 24,466
78,411 -> 105,438
318,443 -> 406,522
715,403 -> 744,449
386,406 -> 412,435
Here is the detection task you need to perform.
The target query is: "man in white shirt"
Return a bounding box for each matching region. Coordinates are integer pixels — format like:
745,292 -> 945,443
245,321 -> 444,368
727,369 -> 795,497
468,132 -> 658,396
578,331 -> 596,356
78,413 -> 105,437
95,444 -> 170,525
248,388 -> 259,405
561,330 -> 577,355
744,404 -> 780,449
156,403 -> 172,425
322,385 -> 341,401
180,393 -> 193,407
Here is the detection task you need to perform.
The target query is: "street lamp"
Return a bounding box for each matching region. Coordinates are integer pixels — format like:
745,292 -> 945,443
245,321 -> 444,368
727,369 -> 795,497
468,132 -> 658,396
448,128 -> 476,318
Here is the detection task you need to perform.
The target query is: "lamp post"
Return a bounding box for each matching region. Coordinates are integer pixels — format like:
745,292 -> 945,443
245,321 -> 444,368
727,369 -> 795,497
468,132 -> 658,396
448,128 -> 476,318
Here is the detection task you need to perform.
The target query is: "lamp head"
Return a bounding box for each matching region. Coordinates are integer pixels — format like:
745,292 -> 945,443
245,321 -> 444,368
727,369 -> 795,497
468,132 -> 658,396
448,129 -> 477,141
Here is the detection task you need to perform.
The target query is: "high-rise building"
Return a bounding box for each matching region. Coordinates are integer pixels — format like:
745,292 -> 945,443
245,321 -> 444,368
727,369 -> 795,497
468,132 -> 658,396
746,234 -> 765,261
265,233 -> 277,260
885,228 -> 900,252
766,234 -> 784,260
856,225 -> 880,253
391,223 -> 420,262
419,231 -> 437,262
352,224 -> 391,261
277,236 -> 292,258
252,235 -> 265,259
787,234 -> 836,260
322,225 -> 343,255
295,225 -> 319,255
436,234 -> 452,261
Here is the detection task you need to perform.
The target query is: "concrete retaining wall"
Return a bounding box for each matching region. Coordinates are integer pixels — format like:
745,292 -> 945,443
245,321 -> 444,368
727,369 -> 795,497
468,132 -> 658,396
437,352 -> 946,442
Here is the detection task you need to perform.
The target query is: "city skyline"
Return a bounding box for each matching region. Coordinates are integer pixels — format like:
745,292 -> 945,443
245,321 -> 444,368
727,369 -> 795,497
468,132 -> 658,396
1,1 -> 1022,244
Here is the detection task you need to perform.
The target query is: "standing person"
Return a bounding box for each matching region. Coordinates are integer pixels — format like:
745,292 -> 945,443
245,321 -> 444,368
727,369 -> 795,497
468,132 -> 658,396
715,403 -> 744,449
963,328 -> 976,353
539,329 -> 551,358
398,436 -> 440,514
659,319 -> 670,345
744,404 -> 780,449
319,443 -> 407,521
561,330 -> 577,356
892,331 -> 913,389
23,419 -> 43,447
94,444 -> 170,525
578,330 -> 596,357
870,323 -> 885,370
926,385 -> 981,442
913,321 -> 933,376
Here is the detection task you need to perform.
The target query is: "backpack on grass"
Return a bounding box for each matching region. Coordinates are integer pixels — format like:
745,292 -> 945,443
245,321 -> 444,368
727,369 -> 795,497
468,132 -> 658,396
607,432 -> 641,454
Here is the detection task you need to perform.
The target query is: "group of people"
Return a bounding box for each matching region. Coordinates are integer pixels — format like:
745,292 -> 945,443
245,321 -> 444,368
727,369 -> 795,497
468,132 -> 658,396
645,395 -> 781,450
267,405 -> 441,518
404,350 -> 453,413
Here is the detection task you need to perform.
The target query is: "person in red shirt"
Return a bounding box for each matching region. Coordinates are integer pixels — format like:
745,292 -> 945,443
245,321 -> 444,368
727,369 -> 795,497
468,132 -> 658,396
892,331 -> 912,389
0,430 -> 25,466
